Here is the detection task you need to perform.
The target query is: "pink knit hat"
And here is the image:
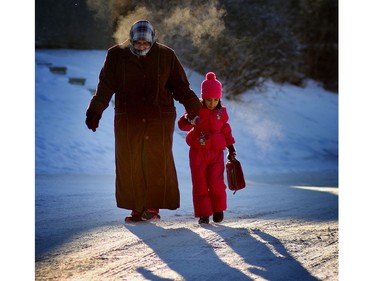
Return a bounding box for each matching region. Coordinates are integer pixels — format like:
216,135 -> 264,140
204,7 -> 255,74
201,72 -> 222,99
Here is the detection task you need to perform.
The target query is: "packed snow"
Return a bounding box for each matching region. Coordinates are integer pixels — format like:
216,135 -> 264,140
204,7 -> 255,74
33,49 -> 339,280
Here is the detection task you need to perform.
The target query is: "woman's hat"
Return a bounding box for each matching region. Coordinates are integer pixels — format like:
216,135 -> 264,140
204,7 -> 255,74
129,20 -> 156,44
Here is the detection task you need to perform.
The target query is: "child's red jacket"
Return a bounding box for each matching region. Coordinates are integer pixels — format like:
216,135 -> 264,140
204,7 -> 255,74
178,105 -> 235,217
178,106 -> 235,150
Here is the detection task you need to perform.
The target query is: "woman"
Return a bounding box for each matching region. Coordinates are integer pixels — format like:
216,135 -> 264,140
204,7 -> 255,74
85,20 -> 201,222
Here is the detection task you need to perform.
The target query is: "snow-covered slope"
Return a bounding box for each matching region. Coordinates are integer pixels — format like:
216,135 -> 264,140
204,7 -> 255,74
35,49 -> 338,186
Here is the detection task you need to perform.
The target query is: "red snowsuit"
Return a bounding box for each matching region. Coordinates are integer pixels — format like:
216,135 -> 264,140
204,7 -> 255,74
178,105 -> 235,217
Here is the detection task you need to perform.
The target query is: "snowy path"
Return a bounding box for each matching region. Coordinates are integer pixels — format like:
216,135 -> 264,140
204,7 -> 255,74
35,175 -> 338,281
34,50 -> 338,280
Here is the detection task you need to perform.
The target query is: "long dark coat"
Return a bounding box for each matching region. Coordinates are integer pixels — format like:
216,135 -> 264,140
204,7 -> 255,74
87,41 -> 201,211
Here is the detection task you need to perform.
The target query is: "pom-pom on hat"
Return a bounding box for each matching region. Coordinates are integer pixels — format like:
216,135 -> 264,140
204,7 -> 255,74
201,72 -> 222,99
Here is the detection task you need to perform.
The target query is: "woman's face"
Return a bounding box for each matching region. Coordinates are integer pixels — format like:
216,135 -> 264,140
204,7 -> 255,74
132,40 -> 151,51
204,98 -> 220,110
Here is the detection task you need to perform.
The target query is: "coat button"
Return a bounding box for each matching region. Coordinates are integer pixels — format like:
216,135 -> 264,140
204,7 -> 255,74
145,136 -> 149,140
142,118 -> 146,123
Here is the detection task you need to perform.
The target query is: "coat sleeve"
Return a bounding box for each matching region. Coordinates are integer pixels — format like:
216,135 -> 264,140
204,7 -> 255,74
167,52 -> 202,116
86,48 -> 116,114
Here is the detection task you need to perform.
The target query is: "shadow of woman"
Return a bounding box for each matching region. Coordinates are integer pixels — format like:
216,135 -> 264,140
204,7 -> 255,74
125,223 -> 253,280
208,224 -> 319,281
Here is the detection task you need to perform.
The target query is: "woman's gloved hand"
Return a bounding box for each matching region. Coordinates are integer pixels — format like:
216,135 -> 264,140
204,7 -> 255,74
85,109 -> 102,132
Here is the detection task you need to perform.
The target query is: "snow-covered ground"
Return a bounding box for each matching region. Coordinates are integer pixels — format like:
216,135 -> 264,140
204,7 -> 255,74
35,49 -> 338,184
32,49 -> 339,280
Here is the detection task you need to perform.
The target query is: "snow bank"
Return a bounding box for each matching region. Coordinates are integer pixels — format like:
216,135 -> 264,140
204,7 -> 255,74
35,49 -> 338,186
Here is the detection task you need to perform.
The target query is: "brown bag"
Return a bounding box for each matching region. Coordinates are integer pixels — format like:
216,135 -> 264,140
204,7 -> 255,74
226,157 -> 246,194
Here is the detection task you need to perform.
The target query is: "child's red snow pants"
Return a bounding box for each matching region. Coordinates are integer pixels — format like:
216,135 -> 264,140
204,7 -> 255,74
189,148 -> 227,217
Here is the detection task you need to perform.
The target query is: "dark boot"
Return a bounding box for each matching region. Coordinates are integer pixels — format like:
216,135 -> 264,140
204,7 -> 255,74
125,210 -> 143,223
142,209 -> 161,220
213,211 -> 224,223
198,216 -> 209,224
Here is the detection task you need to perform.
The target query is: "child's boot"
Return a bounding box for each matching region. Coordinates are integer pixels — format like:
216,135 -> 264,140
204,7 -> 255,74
213,211 -> 224,223
198,216 -> 209,224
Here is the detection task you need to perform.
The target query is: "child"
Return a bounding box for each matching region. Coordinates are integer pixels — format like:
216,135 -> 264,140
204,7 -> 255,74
178,72 -> 236,224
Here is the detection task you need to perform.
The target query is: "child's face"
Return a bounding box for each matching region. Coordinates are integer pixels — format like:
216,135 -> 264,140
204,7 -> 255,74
204,98 -> 220,110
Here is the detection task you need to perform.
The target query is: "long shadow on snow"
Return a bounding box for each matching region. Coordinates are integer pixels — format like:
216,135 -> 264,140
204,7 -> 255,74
209,224 -> 319,281
126,223 -> 319,281
125,223 -> 252,280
